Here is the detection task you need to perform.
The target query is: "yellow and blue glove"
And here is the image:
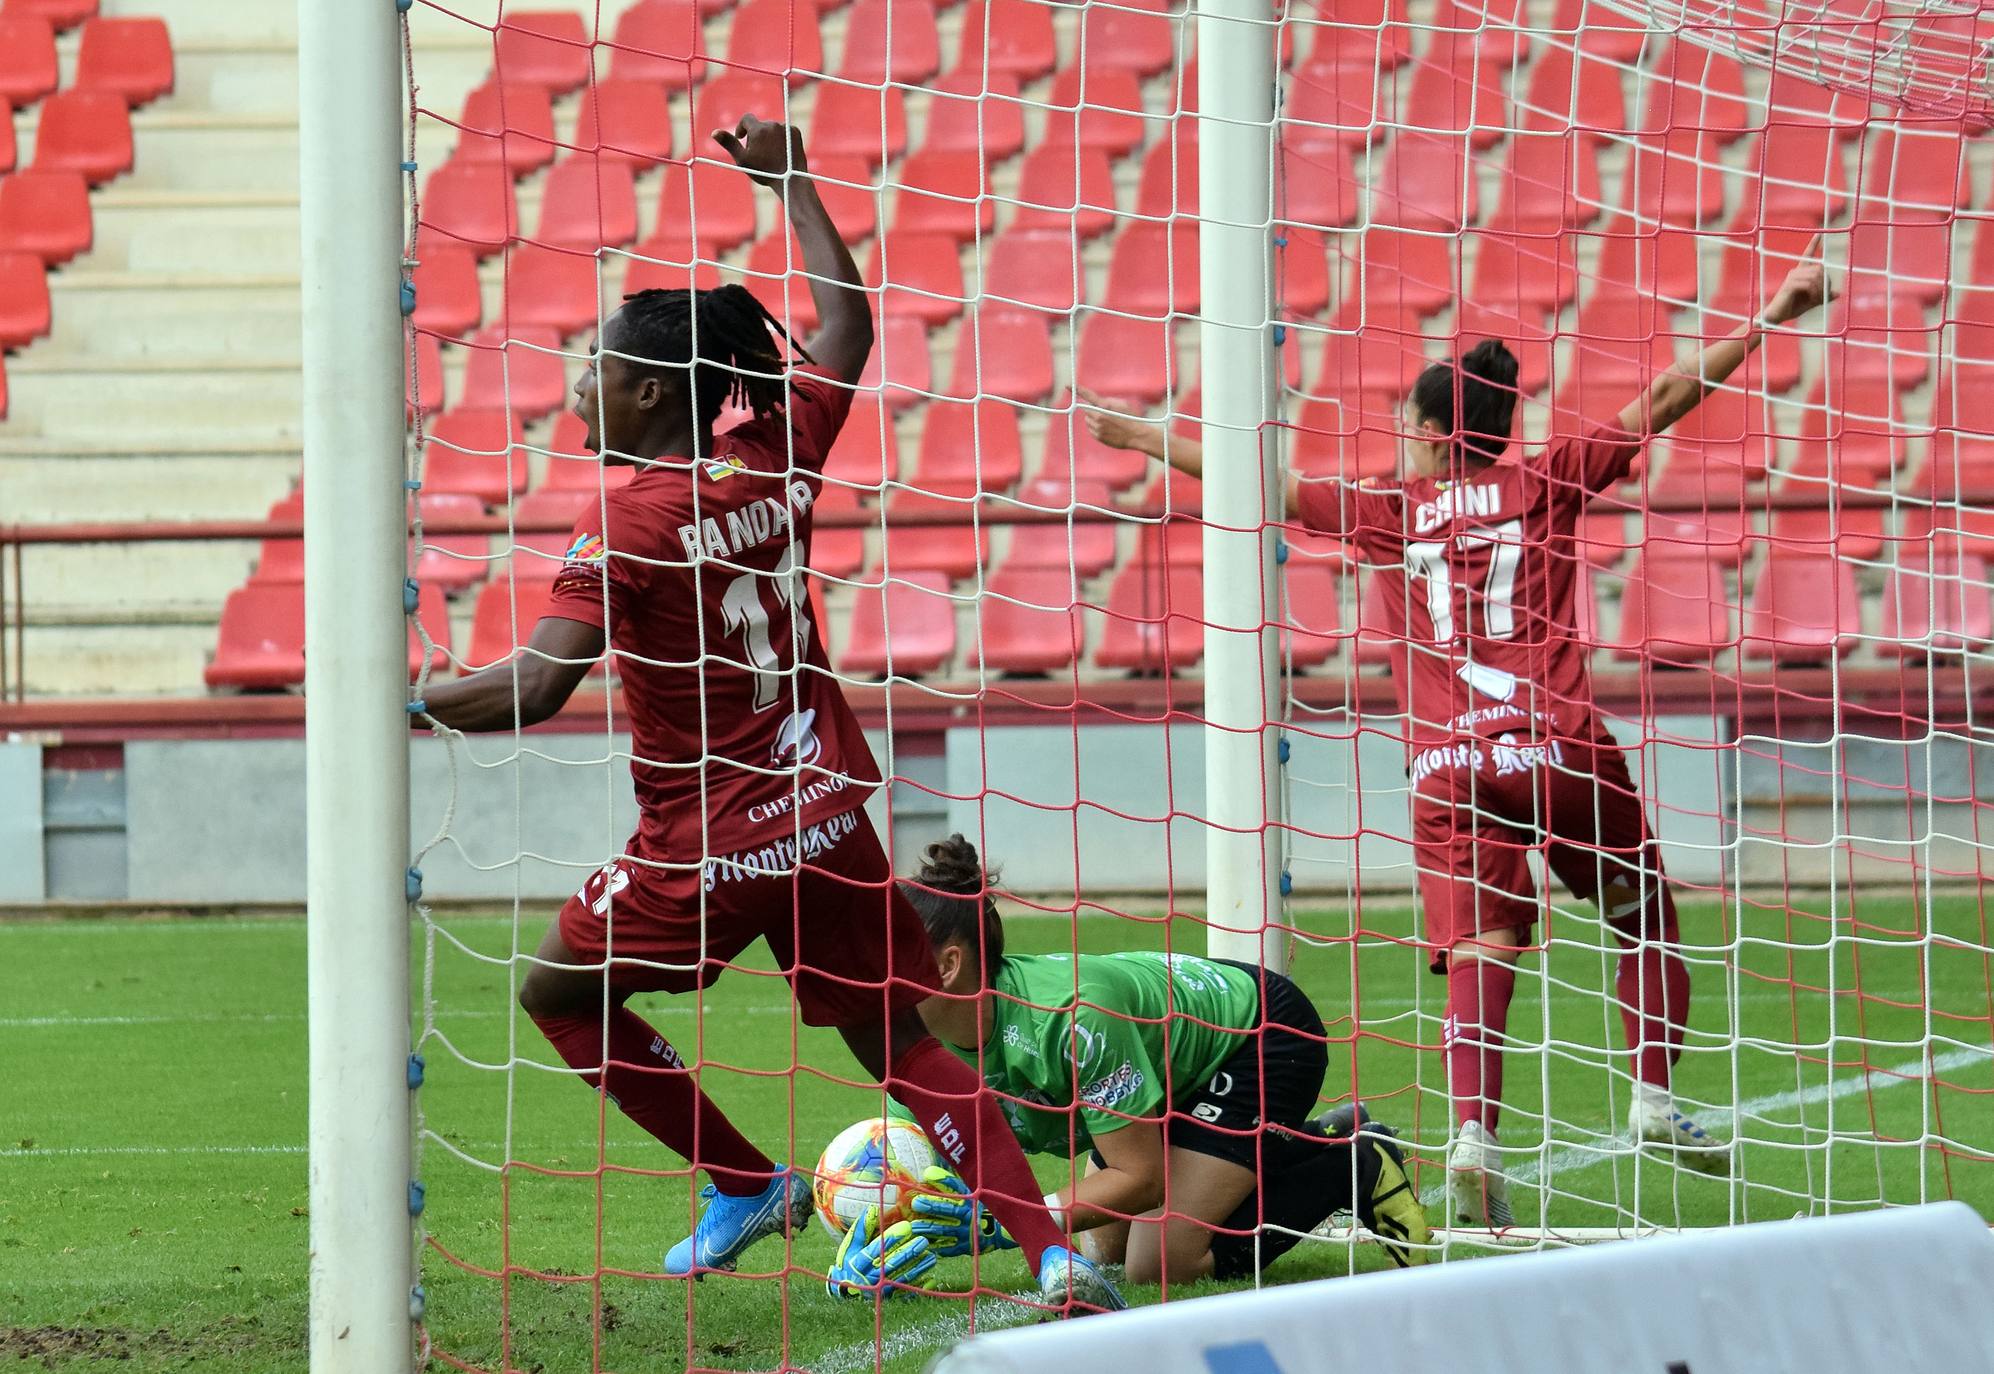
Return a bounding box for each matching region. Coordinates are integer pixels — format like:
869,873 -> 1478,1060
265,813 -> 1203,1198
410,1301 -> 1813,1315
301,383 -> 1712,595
902,1166 -> 1018,1259
826,1205 -> 938,1301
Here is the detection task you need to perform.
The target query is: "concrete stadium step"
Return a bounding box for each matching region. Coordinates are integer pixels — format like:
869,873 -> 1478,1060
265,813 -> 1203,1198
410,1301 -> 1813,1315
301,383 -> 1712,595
21,541 -> 255,617
0,451 -> 300,523
88,195 -> 300,275
19,623 -> 221,696
44,274 -> 300,357
15,112 -> 303,195
1,353 -> 303,444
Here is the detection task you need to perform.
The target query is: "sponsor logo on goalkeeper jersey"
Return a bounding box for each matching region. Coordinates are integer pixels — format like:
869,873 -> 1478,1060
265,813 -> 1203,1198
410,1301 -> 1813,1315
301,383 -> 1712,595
1002,1023 -> 1042,1059
701,809 -> 860,890
1080,1060 -> 1146,1110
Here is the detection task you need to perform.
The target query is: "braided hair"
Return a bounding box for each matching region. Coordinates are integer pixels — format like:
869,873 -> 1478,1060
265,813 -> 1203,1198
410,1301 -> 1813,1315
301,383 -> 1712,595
898,833 -> 1006,972
1409,338 -> 1521,463
614,284 -> 815,432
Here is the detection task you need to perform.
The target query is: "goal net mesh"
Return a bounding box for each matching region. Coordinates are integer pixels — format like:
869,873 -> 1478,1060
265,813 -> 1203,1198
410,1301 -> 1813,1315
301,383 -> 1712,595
392,1 -> 1994,1369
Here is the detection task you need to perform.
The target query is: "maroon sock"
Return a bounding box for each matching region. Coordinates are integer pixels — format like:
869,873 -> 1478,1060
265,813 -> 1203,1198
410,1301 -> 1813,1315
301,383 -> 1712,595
888,1034 -> 1065,1269
533,1008 -> 775,1195
1444,958 -> 1515,1133
1615,942 -> 1691,1089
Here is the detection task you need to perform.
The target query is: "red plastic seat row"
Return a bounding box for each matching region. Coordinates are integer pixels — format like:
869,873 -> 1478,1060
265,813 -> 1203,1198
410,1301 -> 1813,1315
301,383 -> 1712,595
0,14 -> 57,110
0,169 -> 91,264
207,581 -> 449,690
31,89 -> 132,185
75,16 -> 173,105
0,249 -> 50,348
4,0 -> 96,33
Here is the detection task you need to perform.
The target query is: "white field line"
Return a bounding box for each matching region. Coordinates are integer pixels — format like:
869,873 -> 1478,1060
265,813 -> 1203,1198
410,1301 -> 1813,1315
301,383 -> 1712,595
812,1045 -> 1993,1374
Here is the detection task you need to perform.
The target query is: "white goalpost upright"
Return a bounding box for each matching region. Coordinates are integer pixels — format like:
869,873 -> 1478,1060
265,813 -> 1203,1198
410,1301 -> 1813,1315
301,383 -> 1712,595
299,0 -> 415,1369
1196,0 -> 1287,972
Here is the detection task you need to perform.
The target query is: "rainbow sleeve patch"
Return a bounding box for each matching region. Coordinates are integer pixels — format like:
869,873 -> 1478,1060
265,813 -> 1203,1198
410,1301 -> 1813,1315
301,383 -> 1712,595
564,533 -> 606,563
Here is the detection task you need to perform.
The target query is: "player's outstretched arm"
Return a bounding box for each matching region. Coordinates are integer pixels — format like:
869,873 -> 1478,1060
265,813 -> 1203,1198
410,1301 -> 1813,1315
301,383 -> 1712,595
1079,388 -> 1305,515
1053,1118 -> 1165,1231
1615,237 -> 1831,441
714,116 -> 873,384
412,615 -> 602,733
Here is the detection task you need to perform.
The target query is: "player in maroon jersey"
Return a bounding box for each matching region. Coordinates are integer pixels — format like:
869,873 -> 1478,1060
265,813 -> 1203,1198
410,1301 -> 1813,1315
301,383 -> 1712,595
1083,244 -> 1829,1226
411,117 -> 1120,1311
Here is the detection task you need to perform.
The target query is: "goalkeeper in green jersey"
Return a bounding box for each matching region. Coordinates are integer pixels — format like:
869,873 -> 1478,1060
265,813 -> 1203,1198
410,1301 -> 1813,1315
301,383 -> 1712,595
845,833 -> 1431,1289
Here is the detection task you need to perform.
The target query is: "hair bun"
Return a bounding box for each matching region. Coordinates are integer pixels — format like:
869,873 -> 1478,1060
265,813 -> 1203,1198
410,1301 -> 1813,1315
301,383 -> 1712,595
1461,338 -> 1520,392
918,834 -> 988,896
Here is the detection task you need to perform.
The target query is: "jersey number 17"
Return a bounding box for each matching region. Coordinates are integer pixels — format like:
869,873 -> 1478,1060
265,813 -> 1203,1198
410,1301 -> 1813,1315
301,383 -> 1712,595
1405,518 -> 1523,643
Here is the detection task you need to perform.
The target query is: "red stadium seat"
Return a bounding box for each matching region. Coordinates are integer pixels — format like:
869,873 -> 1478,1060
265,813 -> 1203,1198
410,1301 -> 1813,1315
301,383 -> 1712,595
1554,293 -> 1674,425
656,157 -> 760,252
412,244 -> 482,340
1589,215 -> 1700,308
1136,130 -> 1196,219
1609,553 -> 1733,664
1275,224 -> 1332,317
879,481 -> 991,580
810,80 -> 906,165
622,232 -> 723,295
1638,39 -> 1750,143
1044,65 -> 1147,158
986,230 -> 1079,313
1846,208 -> 1955,308
1469,225 -> 1578,314
1740,122 -> 1848,226
466,577 -> 569,671
494,10 -> 592,93
1825,292 -> 1932,389
1455,302 -> 1551,396
865,229 -> 963,325
916,397 -> 1023,491
1792,373 -> 1906,482
1311,299 -> 1430,407
809,481 -> 868,581
1495,127 -> 1602,234
1041,397 -> 1149,491
208,581 -> 448,689
536,155 -> 639,253
573,80 -> 677,168
31,89 -> 130,185
856,313 -> 931,412
3,0 -> 94,31
250,489 -> 305,584
1744,549 -> 1859,661
1766,499 -> 1885,563
745,228 -> 819,334
418,158 -> 518,257
1372,131 -> 1474,231
1351,226 -> 1457,317
1862,125 -> 1971,219
0,169 -> 88,265
892,149 -> 994,241
1290,395 -> 1401,480
1401,35 -> 1506,148
412,492 -> 492,595
501,244 -> 601,339
689,68 -> 797,138
1277,134 -> 1360,231
1522,36 -> 1628,136
408,331 -> 445,415
1012,142 -> 1117,239
1073,310 -> 1180,407
1081,0 -> 1177,78
947,308 -> 1053,404
823,397 -> 899,489
0,15 -> 57,109
839,570 -> 956,678
0,250 -> 50,348
0,105 -> 14,175
839,0 -> 939,84
1924,365 -> 1994,494
727,0 -> 824,77
1300,0 -> 1411,70
1104,220 -> 1199,316
459,325 -> 570,420
608,0 -> 706,90
1878,552 -> 1992,657
537,430 -> 634,495
955,0 -> 1059,82
1552,0 -> 1644,62
1624,131 -> 1726,229
423,406 -> 529,505
454,79 -> 556,177
1282,62 -> 1382,156
1097,564 -> 1203,673
74,16 -> 172,105
1010,477 -> 1119,577
923,69 -> 1024,161
976,565 -> 1085,675
801,157 -> 877,241
1281,555 -> 1344,668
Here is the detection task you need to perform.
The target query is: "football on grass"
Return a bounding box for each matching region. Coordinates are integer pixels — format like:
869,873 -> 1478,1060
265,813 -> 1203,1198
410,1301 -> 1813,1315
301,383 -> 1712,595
813,1116 -> 938,1237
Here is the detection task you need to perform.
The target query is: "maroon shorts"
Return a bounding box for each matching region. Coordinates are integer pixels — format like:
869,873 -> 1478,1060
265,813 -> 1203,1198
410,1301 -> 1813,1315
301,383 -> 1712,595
1409,724 -> 1674,972
557,808 -> 941,1027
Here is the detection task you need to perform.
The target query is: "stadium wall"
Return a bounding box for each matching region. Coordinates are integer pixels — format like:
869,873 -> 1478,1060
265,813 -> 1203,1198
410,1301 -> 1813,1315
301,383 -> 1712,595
19,715 -> 1973,906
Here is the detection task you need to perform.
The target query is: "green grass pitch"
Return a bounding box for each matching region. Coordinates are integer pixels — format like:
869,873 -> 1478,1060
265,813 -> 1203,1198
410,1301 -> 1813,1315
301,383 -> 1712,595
3,895 -> 1990,1372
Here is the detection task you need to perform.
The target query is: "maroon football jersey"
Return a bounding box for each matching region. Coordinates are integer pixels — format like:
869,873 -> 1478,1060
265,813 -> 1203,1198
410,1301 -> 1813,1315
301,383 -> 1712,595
1297,424 -> 1643,745
546,366 -> 879,856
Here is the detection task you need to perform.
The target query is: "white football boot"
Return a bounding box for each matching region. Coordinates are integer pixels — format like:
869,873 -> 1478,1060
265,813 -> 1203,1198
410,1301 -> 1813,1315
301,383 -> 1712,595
1631,1083 -> 1731,1176
1447,1120 -> 1515,1228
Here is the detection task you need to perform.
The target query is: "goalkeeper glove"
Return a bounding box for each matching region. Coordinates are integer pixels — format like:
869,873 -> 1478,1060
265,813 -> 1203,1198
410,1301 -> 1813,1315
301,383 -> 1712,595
826,1207 -> 937,1301
903,1166 -> 1018,1259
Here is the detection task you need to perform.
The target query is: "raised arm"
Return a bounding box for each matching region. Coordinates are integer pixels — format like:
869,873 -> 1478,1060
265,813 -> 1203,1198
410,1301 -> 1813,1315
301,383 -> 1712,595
1079,389 -> 1304,514
714,116 -> 873,384
1615,240 -> 1830,440
413,616 -> 602,733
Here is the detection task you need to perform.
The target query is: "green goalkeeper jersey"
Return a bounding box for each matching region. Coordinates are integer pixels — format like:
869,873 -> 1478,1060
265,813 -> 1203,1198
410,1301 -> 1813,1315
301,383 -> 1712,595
945,951 -> 1263,1156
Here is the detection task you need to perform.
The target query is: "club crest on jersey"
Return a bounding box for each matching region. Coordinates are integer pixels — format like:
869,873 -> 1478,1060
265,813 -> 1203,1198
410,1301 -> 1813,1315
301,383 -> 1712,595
563,532 -> 606,566
772,708 -> 822,767
702,453 -> 746,482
